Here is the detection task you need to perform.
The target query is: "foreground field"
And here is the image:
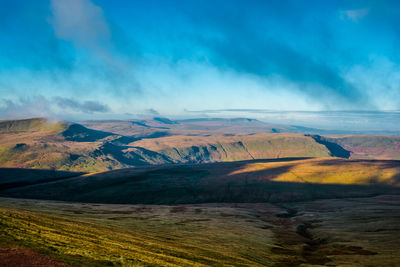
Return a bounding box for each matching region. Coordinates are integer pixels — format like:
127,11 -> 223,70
1,196 -> 399,266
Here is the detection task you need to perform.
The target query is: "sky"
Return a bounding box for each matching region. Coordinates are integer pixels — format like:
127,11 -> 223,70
1,0 -> 400,122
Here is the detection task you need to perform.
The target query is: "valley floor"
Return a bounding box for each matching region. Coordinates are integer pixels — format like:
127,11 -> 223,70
1,196 -> 400,266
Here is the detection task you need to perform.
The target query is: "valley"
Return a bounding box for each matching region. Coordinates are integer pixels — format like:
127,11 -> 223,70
1,118 -> 400,172
1,117 -> 400,266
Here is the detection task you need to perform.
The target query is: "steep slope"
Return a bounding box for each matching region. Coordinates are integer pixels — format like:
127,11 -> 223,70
130,133 -> 334,163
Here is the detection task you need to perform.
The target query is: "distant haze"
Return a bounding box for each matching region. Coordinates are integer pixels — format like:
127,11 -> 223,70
185,110 -> 400,131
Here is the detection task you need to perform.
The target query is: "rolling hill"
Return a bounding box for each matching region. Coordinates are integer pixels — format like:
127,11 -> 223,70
1,118 -> 400,266
2,158 -> 399,204
0,118 -> 400,173
0,118 -> 340,172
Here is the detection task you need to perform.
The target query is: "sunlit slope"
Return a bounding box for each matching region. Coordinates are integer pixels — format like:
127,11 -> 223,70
0,118 -> 66,134
0,119 -> 343,172
2,118 -> 400,172
1,196 -> 400,266
0,118 -> 120,171
0,199 -> 276,266
232,158 -> 400,185
131,133 -> 335,162
2,158 -> 400,204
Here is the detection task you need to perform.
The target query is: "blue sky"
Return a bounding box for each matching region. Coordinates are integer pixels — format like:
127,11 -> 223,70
1,0 -> 400,120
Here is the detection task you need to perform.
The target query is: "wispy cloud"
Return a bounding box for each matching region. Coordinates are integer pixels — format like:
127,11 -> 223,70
50,0 -> 110,48
0,96 -> 54,119
0,96 -> 111,120
340,8 -> 369,22
53,97 -> 111,113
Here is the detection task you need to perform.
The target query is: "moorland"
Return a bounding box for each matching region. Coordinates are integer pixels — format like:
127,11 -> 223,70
0,117 -> 400,266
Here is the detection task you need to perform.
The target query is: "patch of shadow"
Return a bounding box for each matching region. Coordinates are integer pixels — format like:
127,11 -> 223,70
306,134 -> 351,158
12,143 -> 29,151
275,208 -> 298,218
132,207 -> 153,213
69,154 -> 81,161
176,218 -> 211,224
131,121 -> 150,128
194,208 -> 202,214
63,209 -> 83,214
140,131 -> 170,139
328,245 -> 378,255
153,117 -> 177,125
170,206 -> 187,213
108,215 -> 157,221
62,124 -> 112,142
296,222 -> 331,265
92,143 -> 172,167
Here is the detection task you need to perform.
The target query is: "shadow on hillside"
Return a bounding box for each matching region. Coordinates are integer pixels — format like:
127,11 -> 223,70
0,168 -> 83,190
1,157 -> 400,204
306,135 -> 351,158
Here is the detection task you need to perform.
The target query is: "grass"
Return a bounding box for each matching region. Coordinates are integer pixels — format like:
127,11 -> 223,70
0,118 -> 67,134
0,198 -> 278,266
132,133 -> 333,163
1,118 -> 400,173
231,158 -> 400,186
3,158 -> 400,204
329,135 -> 400,160
1,196 -> 400,266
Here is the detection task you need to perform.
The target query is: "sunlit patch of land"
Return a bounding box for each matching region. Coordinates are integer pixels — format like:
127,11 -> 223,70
230,158 -> 400,186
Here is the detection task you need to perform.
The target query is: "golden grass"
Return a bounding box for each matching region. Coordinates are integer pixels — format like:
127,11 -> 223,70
1,196 -> 400,266
0,199 -> 277,266
229,158 -> 400,186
